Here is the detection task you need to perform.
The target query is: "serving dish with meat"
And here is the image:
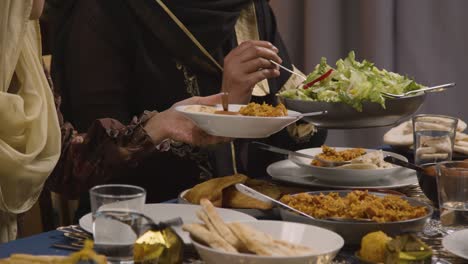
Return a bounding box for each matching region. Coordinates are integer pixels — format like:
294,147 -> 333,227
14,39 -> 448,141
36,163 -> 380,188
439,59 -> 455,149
279,190 -> 433,245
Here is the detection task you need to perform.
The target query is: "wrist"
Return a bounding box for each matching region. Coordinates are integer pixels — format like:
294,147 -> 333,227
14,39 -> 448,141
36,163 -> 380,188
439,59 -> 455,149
144,111 -> 170,145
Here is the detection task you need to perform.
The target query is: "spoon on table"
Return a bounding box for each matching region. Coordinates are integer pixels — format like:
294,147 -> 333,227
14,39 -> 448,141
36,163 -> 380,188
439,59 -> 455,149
235,183 -> 373,222
383,156 -> 436,175
381,83 -> 455,98
251,141 -> 351,167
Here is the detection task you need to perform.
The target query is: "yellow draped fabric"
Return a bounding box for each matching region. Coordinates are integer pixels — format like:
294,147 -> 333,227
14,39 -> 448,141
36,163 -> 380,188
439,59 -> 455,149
0,0 -> 61,242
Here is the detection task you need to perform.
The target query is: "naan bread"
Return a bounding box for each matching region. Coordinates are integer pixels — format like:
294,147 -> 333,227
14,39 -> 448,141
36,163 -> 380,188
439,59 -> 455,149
182,223 -> 238,253
383,121 -> 413,146
199,199 -> 244,250
184,174 -> 248,207
229,223 -> 314,256
454,144 -> 468,155
383,117 -> 468,155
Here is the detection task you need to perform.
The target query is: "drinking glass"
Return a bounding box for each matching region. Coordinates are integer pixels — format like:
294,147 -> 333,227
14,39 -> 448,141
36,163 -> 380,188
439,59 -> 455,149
90,184 -> 146,264
436,161 -> 468,231
412,114 -> 458,165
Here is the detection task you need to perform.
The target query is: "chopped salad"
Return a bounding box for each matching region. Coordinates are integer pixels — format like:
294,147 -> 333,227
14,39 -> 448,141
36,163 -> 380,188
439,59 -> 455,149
279,51 -> 423,111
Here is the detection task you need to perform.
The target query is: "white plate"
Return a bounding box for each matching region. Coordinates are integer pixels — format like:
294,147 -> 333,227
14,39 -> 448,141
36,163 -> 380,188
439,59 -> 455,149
442,229 -> 468,260
79,203 -> 256,244
192,220 -> 343,264
288,148 -> 411,184
267,160 -> 418,189
176,104 -> 302,138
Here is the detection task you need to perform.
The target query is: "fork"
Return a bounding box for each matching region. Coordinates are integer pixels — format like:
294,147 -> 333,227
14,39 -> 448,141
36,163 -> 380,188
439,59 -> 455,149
381,83 -> 455,98
269,60 -> 307,81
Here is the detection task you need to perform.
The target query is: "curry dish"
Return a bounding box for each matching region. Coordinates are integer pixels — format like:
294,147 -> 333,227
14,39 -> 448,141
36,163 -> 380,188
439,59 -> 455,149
280,190 -> 428,223
238,102 -> 287,117
311,145 -> 366,166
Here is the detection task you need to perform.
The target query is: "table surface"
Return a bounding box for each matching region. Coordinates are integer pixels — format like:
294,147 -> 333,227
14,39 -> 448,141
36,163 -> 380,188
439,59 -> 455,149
1,147 -> 467,263
0,230 -> 70,258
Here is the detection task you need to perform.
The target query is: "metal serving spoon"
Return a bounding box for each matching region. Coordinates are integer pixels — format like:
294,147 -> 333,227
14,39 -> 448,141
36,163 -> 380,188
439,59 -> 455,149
221,91 -> 229,112
251,141 -> 351,167
381,82 -> 455,98
269,60 -> 307,81
235,183 -> 373,222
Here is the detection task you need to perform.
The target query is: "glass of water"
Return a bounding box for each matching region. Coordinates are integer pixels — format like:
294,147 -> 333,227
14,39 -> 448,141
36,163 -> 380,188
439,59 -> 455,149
412,114 -> 458,165
436,161 -> 468,231
90,184 -> 146,263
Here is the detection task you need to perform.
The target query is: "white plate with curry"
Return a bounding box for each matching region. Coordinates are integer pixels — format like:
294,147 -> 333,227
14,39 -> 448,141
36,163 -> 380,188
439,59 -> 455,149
288,147 -> 411,184
176,103 -> 304,138
267,159 -> 418,189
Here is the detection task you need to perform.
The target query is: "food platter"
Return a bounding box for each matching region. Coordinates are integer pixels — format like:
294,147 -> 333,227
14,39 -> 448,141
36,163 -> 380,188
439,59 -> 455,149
267,159 -> 418,189
288,147 -> 411,184
176,104 -> 303,138
279,191 -> 433,245
280,94 -> 426,129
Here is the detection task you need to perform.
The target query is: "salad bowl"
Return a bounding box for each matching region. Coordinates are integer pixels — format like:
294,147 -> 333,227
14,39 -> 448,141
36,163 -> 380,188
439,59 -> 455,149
280,93 -> 426,129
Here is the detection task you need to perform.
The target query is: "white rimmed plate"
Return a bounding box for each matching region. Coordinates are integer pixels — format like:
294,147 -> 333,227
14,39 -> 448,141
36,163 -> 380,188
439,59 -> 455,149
267,160 -> 418,189
191,220 -> 343,264
288,147 -> 411,184
442,228 -> 468,260
175,104 -> 302,138
79,203 -> 256,244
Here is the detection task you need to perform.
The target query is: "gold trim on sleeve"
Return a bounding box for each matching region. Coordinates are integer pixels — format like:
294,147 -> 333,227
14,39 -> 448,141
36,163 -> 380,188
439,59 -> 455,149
235,3 -> 269,97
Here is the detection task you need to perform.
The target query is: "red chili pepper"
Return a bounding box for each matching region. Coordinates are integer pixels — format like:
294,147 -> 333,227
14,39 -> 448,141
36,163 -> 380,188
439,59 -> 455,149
303,69 -> 334,89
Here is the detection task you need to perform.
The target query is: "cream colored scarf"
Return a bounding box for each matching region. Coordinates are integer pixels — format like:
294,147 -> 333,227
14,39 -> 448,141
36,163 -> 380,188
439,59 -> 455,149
0,0 -> 61,243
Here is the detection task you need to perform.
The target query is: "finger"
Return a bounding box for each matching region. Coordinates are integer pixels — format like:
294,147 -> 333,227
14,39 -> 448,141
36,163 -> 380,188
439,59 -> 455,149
231,40 -> 278,56
242,58 -> 278,73
246,69 -> 280,85
239,46 -> 282,65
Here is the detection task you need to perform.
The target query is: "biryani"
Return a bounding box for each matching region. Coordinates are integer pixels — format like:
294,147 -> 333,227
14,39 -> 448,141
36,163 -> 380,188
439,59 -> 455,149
239,102 -> 287,117
311,145 -> 366,166
280,190 -> 428,223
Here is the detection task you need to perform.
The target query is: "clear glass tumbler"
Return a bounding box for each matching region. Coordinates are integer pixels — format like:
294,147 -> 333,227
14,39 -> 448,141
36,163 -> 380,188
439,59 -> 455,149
436,161 -> 468,231
90,184 -> 146,264
412,114 -> 458,165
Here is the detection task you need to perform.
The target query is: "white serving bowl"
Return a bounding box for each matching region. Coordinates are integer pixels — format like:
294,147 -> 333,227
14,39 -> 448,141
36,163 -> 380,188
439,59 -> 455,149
175,104 -> 302,138
191,220 -> 344,264
288,147 -> 411,184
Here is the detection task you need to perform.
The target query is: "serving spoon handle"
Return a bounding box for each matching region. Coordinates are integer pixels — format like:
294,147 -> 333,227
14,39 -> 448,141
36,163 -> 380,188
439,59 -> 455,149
383,156 -> 425,172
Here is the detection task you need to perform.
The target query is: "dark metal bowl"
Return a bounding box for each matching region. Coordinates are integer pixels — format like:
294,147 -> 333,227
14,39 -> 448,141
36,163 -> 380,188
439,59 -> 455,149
416,163 -> 438,207
280,94 -> 426,129
279,190 -> 433,245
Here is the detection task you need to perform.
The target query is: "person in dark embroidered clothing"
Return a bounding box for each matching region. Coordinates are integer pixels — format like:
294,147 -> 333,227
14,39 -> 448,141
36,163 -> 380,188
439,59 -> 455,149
43,0 -> 328,219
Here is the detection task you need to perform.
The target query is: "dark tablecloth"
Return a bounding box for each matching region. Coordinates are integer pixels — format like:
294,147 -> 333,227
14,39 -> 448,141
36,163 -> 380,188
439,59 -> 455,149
0,230 -> 71,258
